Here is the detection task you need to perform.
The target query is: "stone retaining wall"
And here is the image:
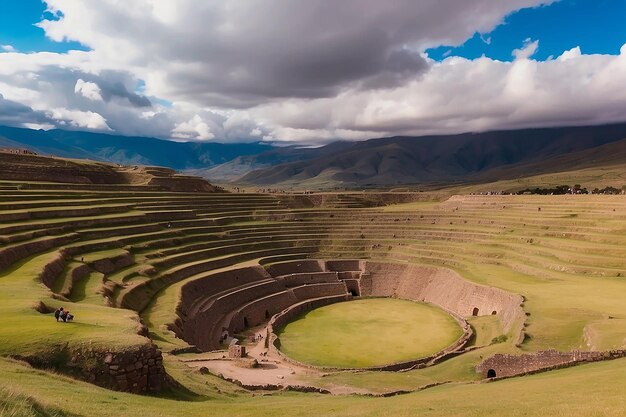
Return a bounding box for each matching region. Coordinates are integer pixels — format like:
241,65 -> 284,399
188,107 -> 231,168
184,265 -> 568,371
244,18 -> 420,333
291,282 -> 348,300
266,260 -> 325,277
277,272 -> 339,287
100,345 -> 165,393
476,349 -> 626,379
230,291 -> 300,334
325,260 -> 362,271
19,343 -> 166,394
363,262 -> 524,335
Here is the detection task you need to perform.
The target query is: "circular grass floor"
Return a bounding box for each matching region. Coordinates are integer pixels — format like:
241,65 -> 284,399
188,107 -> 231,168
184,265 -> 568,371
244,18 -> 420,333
276,298 -> 463,368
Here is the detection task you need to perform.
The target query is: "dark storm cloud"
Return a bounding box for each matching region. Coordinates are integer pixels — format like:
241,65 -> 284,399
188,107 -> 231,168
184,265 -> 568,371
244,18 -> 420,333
0,94 -> 51,126
92,71 -> 152,107
50,0 -> 547,108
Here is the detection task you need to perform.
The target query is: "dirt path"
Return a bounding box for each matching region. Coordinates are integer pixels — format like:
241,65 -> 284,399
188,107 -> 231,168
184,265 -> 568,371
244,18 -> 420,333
182,324 -> 373,395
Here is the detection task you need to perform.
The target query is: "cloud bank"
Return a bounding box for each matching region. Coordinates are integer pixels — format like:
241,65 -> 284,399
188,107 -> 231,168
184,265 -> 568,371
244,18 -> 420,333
1,0 -> 626,144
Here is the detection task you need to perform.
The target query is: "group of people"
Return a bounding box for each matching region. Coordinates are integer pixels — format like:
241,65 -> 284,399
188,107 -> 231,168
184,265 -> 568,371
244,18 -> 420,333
53,307 -> 74,323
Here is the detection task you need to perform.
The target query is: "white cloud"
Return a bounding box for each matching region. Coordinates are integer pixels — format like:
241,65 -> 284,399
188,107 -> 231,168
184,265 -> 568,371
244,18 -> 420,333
2,0 -> 626,146
250,43 -> 626,143
23,122 -> 55,130
74,79 -> 103,101
558,46 -> 582,61
47,108 -> 112,130
513,38 -> 540,60
1,45 -> 16,52
172,115 -> 215,140
37,0 -> 551,107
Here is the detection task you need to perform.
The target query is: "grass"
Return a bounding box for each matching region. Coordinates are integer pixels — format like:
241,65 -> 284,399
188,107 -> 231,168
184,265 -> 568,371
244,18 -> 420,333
0,384 -> 69,417
1,182 -> 626,415
1,356 -> 626,417
276,298 -> 463,368
0,251 -> 148,357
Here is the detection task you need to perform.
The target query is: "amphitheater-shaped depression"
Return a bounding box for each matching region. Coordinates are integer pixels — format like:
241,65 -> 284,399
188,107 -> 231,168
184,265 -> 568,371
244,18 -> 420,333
174,259 -> 524,371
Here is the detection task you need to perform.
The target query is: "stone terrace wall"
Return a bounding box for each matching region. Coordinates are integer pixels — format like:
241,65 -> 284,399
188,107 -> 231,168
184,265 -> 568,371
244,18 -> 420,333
276,272 -> 339,287
324,260 -> 363,272
362,262 -> 409,297
266,260 -> 325,277
21,344 -> 165,394
363,262 -> 524,334
190,280 -> 285,350
174,266 -> 270,338
476,349 -> 626,379
291,282 -> 348,300
179,266 -> 271,315
100,345 -> 165,393
230,291 -> 300,333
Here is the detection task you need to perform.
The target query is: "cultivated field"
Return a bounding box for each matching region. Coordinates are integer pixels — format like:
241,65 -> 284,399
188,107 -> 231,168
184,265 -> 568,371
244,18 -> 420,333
0,171 -> 625,416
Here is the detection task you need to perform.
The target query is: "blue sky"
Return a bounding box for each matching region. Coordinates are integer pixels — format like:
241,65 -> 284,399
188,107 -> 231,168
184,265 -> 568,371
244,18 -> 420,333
0,0 -> 88,52
428,0 -> 626,61
0,0 -> 626,143
1,0 -> 624,58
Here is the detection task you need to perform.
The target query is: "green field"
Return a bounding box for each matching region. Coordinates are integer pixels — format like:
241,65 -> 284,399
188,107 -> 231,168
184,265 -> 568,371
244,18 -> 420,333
277,298 -> 463,368
2,356 -> 626,417
0,171 -> 625,416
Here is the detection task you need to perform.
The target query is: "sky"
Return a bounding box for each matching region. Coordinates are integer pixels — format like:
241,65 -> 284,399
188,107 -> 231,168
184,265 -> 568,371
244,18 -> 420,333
0,0 -> 625,145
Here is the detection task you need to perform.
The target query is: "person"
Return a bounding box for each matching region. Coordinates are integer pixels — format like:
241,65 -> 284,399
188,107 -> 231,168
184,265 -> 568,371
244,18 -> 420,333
58,309 -> 67,322
65,311 -> 74,322
54,307 -> 64,321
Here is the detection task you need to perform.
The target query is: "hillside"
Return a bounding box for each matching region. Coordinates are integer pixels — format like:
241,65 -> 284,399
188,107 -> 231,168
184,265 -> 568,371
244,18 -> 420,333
0,125 -> 271,170
0,150 -> 219,192
238,123 -> 626,187
3,123 -> 626,189
189,141 -> 354,182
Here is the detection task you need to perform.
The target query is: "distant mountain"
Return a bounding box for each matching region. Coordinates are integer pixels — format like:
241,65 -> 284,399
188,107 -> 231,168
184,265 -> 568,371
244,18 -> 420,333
238,123 -> 626,187
188,141 -> 354,182
0,126 -> 272,170
2,123 -> 626,188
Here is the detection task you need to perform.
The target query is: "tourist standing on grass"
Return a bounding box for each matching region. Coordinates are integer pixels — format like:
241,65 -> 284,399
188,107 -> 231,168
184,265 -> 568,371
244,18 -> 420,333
54,307 -> 64,321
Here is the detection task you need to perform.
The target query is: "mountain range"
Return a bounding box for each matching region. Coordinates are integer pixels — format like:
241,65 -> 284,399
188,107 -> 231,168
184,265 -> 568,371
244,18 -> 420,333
0,125 -> 270,170
1,123 -> 626,188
